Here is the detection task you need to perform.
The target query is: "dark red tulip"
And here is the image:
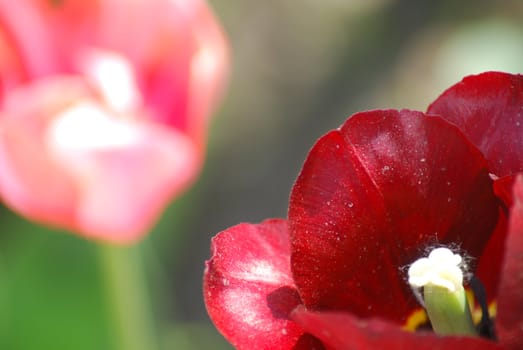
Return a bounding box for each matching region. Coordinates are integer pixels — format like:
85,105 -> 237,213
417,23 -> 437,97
204,72 -> 523,349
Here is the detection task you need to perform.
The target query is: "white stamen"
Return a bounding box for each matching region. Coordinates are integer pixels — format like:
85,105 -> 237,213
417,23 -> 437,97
408,247 -> 464,293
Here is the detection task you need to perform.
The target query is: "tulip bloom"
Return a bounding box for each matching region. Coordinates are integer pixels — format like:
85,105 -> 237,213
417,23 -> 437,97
204,72 -> 523,349
0,0 -> 229,242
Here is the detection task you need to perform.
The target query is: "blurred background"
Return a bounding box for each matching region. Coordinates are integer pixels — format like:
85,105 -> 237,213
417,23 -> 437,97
1,0 -> 523,349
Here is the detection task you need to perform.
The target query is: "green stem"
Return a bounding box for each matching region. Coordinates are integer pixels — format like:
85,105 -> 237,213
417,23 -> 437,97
424,284 -> 477,336
98,244 -> 158,350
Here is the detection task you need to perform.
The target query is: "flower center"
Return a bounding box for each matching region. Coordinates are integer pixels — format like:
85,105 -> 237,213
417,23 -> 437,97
408,247 -> 478,336
47,101 -> 142,153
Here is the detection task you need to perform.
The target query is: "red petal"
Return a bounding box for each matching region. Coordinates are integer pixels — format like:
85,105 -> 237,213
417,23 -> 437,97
292,307 -> 501,350
496,175 -> 523,349
493,175 -> 517,210
475,210 -> 508,305
475,175 -> 515,302
203,219 -> 316,350
427,72 -> 523,178
289,109 -> 499,324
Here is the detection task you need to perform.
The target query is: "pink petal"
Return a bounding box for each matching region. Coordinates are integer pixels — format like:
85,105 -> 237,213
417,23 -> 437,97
292,307 -> 501,350
204,219 -> 319,350
36,0 -> 229,146
0,77 -> 199,242
427,72 -> 523,178
56,119 -> 198,242
0,0 -> 58,79
0,0 -> 229,241
289,109 -> 499,324
496,175 -> 523,349
0,24 -> 28,98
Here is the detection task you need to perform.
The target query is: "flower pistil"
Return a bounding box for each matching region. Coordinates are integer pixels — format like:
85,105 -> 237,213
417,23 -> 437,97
408,247 -> 477,336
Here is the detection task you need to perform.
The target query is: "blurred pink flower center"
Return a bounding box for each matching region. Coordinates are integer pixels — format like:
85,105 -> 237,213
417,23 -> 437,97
47,102 -> 141,153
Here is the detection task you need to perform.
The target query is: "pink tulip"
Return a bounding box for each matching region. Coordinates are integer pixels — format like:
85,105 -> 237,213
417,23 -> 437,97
0,0 -> 229,242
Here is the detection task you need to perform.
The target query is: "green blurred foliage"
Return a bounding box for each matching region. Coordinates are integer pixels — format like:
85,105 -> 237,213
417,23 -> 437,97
1,0 -> 523,349
0,210 -> 111,349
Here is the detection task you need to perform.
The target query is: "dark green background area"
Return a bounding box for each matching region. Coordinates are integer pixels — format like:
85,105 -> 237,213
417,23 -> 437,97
1,0 -> 522,349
